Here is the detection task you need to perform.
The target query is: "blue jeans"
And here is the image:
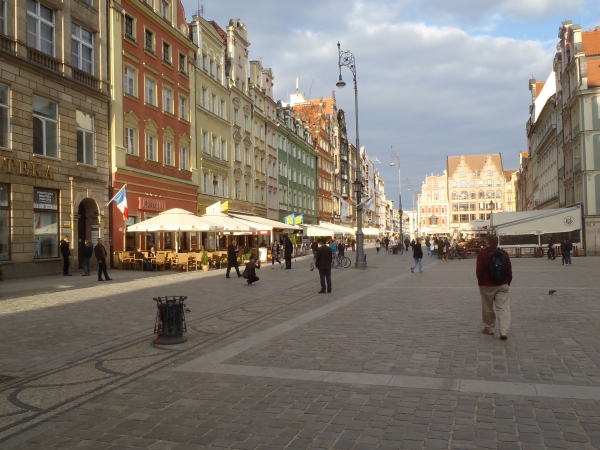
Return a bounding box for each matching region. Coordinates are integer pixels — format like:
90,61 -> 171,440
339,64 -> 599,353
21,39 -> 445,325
563,250 -> 571,264
451,249 -> 461,260
412,258 -> 422,272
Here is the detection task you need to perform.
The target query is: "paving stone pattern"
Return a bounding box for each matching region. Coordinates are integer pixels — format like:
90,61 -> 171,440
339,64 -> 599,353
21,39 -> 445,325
3,248 -> 600,449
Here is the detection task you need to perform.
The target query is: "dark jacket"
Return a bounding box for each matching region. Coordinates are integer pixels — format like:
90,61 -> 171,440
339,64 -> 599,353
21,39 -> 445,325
83,242 -> 94,258
315,244 -> 333,270
284,238 -> 293,256
94,243 -> 107,261
310,241 -> 319,252
412,243 -> 423,259
476,246 -> 513,287
227,244 -> 238,262
244,261 -> 260,278
404,238 -> 410,246
60,240 -> 71,257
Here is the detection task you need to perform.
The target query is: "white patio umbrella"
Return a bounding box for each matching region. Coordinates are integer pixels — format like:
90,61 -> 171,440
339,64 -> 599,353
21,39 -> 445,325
126,208 -> 224,232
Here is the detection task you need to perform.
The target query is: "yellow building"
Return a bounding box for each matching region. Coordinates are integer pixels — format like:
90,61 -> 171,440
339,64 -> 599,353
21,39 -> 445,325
504,169 -> 518,212
249,61 -> 267,217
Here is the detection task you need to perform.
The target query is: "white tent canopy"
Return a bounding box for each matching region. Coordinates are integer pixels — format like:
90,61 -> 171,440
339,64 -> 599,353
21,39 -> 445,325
200,213 -> 254,232
357,227 -> 380,236
492,206 -> 582,236
230,214 -> 302,232
126,208 -> 223,232
319,222 -> 355,235
302,225 -> 336,237
460,220 -> 490,232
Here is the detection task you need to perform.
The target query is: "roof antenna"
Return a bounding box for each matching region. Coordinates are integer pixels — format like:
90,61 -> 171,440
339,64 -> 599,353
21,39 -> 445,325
198,0 -> 204,17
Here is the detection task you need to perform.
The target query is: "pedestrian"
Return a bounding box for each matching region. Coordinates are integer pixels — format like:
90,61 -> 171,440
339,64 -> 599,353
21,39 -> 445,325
226,239 -> 242,278
404,237 -> 410,251
82,239 -> 93,276
411,238 -> 423,273
425,237 -> 431,256
60,235 -> 71,276
271,240 -> 282,268
94,238 -> 112,281
259,240 -> 267,248
410,239 -> 416,252
547,236 -> 555,260
351,237 -> 356,251
375,237 -> 381,254
316,237 -> 333,294
443,238 -> 452,261
135,247 -> 154,271
338,239 -> 345,257
477,234 -> 512,340
451,239 -> 462,260
284,236 -> 293,269
330,239 -> 338,257
310,239 -> 319,257
384,236 -> 389,252
242,255 -> 261,286
562,238 -> 573,265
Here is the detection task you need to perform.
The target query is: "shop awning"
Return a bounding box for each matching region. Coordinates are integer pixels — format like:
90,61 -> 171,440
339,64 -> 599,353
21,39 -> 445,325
319,222 -> 355,235
199,212 -> 255,232
357,227 -> 380,236
459,220 -> 490,231
492,206 -> 582,236
302,225 -> 336,237
126,208 -> 223,232
229,214 -> 302,232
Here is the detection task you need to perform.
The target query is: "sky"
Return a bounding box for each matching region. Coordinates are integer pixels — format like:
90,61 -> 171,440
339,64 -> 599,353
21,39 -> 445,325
181,0 -> 600,206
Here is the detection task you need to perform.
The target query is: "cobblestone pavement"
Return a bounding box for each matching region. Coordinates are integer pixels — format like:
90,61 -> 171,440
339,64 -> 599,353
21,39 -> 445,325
3,247 -> 600,449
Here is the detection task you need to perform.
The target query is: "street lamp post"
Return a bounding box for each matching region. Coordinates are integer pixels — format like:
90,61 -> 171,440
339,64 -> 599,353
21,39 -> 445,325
337,41 -> 366,269
390,147 -> 402,241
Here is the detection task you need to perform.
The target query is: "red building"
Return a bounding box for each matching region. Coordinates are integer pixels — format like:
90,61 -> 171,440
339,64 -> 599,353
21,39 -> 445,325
109,0 -> 197,252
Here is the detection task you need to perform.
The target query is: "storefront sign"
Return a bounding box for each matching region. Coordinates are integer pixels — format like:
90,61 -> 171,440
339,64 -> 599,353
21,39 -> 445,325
1,158 -> 53,179
229,201 -> 252,213
139,197 -> 167,211
34,189 -> 58,210
252,230 -> 271,235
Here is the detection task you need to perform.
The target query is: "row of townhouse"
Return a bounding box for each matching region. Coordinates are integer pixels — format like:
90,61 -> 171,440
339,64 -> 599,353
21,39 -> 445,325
518,20 -> 600,255
0,0 -> 362,278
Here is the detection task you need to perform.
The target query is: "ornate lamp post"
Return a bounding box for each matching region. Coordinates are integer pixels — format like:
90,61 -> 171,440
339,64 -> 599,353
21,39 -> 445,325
390,147 -> 402,241
337,42 -> 366,269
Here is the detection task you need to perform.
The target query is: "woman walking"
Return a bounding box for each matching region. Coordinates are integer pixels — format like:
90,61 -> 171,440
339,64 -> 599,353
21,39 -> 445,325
271,240 -> 282,268
375,237 -> 381,254
411,238 -> 424,273
425,237 -> 431,257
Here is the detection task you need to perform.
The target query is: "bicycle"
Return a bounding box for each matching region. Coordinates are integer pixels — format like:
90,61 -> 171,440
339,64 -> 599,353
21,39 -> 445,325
386,244 -> 404,255
310,253 -> 351,270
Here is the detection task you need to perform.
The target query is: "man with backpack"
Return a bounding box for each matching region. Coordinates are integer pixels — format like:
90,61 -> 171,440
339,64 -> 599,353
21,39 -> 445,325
476,234 -> 513,340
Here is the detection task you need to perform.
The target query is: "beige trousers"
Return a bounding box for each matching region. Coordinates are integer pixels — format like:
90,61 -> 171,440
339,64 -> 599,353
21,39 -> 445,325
479,284 -> 511,335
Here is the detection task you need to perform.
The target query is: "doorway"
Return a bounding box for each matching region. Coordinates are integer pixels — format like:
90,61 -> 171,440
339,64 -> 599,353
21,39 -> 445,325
77,198 -> 99,268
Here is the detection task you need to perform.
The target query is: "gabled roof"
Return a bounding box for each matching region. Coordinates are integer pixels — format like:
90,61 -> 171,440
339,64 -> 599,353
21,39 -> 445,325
209,20 -> 227,46
503,169 -> 517,181
582,29 -> 600,57
294,103 -> 323,138
447,154 -> 503,177
535,82 -> 546,96
588,63 -> 600,87
306,98 -> 334,116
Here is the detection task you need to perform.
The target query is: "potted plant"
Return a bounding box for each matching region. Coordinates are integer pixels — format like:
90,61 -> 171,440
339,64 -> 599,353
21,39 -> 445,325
243,246 -> 252,263
200,246 -> 210,271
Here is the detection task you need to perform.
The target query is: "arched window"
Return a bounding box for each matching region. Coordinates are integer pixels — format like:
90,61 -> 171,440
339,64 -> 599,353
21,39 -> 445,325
470,192 -> 476,199
487,180 -> 494,186
460,181 -> 467,188
460,171 -> 467,177
479,191 -> 485,199
470,180 -> 475,187
486,170 -> 493,176
478,180 -> 484,187
452,192 -> 458,199
486,190 -> 494,198
497,190 -> 502,198
496,179 -> 502,186
460,191 -> 468,199
452,181 -> 457,188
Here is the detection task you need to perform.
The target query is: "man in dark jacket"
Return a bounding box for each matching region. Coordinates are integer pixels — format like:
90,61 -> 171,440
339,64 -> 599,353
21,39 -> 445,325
226,239 -> 241,278
310,240 -> 319,257
244,255 -> 261,285
315,237 -> 333,293
547,236 -> 555,260
404,237 -> 410,251
476,234 -> 512,340
94,238 -> 112,281
284,236 -> 293,269
338,239 -> 345,257
410,238 -> 424,273
82,239 -> 93,276
561,238 -> 573,265
60,236 -> 71,276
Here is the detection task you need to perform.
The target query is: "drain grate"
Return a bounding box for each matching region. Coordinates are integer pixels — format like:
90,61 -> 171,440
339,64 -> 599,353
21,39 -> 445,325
0,375 -> 17,385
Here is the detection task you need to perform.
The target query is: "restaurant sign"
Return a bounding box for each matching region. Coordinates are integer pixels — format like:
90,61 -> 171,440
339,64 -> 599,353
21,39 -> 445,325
1,157 -> 53,179
252,230 -> 271,235
139,197 -> 167,211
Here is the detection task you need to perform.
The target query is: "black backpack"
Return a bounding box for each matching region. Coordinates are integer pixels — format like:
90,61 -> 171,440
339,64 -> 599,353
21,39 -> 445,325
487,248 -> 507,282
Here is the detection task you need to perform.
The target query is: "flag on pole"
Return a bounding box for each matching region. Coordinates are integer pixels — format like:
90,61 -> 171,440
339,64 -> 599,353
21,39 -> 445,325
358,197 -> 374,210
113,187 -> 129,219
340,199 -> 349,221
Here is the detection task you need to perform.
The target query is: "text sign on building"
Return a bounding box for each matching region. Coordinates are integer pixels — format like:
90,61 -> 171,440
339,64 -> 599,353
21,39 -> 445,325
34,189 -> 58,210
139,197 -> 167,211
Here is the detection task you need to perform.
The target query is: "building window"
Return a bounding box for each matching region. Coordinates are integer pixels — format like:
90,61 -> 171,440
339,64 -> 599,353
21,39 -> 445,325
179,53 -> 186,73
211,94 -> 217,114
27,0 -> 55,56
221,140 -> 226,160
162,41 -> 171,64
220,100 -> 226,119
201,131 -> 208,153
496,179 -> 502,186
0,84 -> 8,148
32,96 -> 58,158
76,110 -> 94,165
222,177 -> 227,197
201,88 -> 207,108
486,170 -> 493,176
144,29 -> 154,52
163,88 -> 173,114
180,146 -> 188,170
34,188 -> 59,259
71,24 -> 93,74
244,116 -> 248,131
245,183 -> 249,201
125,127 -> 137,155
124,15 -> 134,40
179,96 -> 187,120
244,148 -> 249,165
487,179 -> 493,186
203,173 -> 208,194
124,67 -> 135,96
161,1 -> 169,19
164,141 -> 173,166
233,108 -> 238,125
0,0 -> 7,35
212,136 -> 217,157
0,183 -> 9,260
146,134 -> 155,161
145,78 -> 156,105
234,180 -> 239,200
213,175 -> 218,195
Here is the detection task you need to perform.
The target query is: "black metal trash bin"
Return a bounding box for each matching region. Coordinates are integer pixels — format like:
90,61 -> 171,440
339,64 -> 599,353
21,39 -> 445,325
153,296 -> 187,345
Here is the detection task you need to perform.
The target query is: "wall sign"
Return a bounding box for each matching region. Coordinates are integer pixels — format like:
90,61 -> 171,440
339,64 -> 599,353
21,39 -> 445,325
1,158 -> 53,179
139,197 -> 167,211
34,189 -> 58,210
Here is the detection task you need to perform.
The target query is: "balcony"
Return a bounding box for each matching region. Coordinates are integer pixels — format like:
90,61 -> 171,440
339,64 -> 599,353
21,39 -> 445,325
26,45 -> 61,72
71,66 -> 99,89
0,34 -> 15,55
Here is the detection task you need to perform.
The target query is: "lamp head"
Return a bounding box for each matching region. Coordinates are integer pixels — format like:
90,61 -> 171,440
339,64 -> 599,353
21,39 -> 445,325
390,162 -> 395,167
336,75 -> 346,89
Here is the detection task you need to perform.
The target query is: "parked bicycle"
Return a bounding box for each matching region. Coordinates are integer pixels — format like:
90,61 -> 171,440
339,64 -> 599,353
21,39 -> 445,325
387,244 -> 404,255
310,252 -> 351,270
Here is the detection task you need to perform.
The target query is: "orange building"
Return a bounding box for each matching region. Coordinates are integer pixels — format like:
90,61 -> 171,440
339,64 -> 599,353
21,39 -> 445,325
109,0 -> 197,253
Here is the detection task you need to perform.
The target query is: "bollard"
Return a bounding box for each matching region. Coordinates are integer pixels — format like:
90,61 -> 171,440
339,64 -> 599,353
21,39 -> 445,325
153,296 -> 187,345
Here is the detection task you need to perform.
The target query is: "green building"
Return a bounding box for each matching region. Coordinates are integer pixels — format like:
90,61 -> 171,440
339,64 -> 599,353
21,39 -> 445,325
277,104 -> 318,225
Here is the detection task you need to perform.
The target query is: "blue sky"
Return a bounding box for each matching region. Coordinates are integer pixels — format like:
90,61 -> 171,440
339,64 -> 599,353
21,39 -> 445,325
182,0 -> 599,204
